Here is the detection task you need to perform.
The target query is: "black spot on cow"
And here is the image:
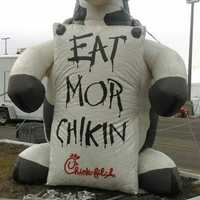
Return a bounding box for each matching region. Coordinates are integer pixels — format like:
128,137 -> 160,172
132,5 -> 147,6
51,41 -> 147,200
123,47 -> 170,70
149,77 -> 187,117
122,0 -> 130,14
73,5 -> 87,23
141,108 -> 159,152
139,168 -> 182,196
8,74 -> 45,113
43,98 -> 54,141
104,9 -> 132,26
13,157 -> 48,184
56,24 -> 66,35
131,27 -> 142,38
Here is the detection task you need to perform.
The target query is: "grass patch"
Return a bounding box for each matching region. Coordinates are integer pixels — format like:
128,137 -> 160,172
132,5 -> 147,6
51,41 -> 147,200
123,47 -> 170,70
0,143 -> 25,183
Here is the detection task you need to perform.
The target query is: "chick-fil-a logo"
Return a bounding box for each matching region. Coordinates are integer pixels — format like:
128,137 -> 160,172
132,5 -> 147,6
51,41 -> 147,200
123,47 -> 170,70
64,153 -> 116,179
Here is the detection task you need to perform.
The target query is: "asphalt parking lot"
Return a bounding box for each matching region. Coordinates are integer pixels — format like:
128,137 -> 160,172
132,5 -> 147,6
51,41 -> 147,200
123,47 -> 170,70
155,117 -> 200,174
0,123 -> 16,140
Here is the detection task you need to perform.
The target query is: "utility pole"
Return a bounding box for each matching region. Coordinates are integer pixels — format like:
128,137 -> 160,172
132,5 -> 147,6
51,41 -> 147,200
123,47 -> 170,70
186,0 -> 200,101
1,37 -> 11,55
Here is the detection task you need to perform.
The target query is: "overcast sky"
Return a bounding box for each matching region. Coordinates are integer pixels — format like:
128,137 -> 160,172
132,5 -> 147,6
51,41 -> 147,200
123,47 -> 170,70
0,0 -> 200,82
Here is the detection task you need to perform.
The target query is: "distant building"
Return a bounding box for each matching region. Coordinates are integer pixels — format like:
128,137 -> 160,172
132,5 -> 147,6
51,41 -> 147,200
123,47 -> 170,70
0,55 -> 43,122
192,82 -> 200,98
192,83 -> 200,116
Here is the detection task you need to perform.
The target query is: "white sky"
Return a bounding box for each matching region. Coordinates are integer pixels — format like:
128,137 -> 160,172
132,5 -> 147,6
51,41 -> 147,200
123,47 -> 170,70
0,0 -> 200,82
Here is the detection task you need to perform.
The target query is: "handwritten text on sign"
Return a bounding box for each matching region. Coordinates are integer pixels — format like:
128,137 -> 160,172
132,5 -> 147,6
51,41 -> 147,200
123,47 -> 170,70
56,33 -> 129,148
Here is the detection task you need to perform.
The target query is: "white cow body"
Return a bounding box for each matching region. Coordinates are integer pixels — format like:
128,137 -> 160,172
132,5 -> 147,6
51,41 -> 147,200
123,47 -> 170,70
8,0 -> 187,195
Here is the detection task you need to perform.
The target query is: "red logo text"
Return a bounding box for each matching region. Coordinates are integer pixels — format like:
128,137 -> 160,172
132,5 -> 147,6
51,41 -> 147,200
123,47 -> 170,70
64,154 -> 116,179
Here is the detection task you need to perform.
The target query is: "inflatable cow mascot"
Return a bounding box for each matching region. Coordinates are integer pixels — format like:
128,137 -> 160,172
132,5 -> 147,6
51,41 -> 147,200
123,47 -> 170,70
8,0 -> 187,196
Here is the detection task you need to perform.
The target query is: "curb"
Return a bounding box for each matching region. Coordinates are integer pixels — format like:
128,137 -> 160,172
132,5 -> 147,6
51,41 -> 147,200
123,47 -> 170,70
0,199 -> 19,200
180,168 -> 200,180
0,139 -> 33,146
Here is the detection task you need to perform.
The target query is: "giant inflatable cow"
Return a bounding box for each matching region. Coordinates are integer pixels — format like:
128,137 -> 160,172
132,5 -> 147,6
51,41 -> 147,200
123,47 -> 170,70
8,0 -> 187,196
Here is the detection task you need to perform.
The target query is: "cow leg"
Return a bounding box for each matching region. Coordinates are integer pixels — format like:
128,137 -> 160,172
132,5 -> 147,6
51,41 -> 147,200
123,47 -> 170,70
13,143 -> 49,184
139,148 -> 182,196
